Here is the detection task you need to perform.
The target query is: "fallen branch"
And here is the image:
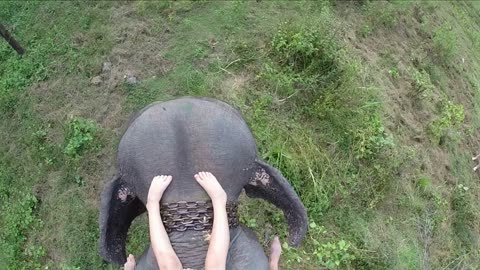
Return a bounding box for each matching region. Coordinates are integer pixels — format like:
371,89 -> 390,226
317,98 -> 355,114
0,23 -> 25,55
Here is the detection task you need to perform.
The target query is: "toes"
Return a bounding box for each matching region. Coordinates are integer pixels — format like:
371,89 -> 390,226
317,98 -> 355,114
270,236 -> 282,256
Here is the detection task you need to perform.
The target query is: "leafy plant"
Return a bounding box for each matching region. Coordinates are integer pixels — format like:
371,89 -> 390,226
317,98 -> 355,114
409,68 -> 434,99
31,127 -> 56,165
360,24 -> 372,38
271,23 -> 339,78
417,177 -> 431,191
429,100 -> 464,140
64,117 -> 99,158
353,115 -> 394,160
313,239 -> 355,268
0,190 -> 43,269
388,67 -> 399,79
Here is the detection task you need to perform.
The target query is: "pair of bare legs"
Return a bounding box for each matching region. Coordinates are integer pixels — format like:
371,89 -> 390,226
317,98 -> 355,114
124,172 -> 282,270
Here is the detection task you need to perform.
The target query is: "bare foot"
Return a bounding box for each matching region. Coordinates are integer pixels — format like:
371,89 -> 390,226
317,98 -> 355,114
124,254 -> 136,270
147,175 -> 172,206
194,172 -> 227,203
269,236 -> 282,270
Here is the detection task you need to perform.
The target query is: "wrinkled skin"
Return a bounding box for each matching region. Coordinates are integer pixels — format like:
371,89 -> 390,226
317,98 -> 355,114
99,97 -> 307,269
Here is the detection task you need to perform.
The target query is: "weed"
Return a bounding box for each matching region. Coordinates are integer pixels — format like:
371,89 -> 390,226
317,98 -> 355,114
183,69 -> 209,96
388,67 -> 400,79
433,24 -> 457,62
363,1 -> 398,29
409,68 -> 435,99
417,177 -> 431,191
0,188 -> 43,269
314,240 -> 355,268
429,100 -> 464,141
360,24 -> 372,38
31,127 -> 56,166
64,117 -> 100,158
74,175 -> 85,186
270,22 -> 340,80
451,184 -> 476,250
353,115 -> 394,160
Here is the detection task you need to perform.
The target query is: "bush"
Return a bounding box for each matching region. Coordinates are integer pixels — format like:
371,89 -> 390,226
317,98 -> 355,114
270,22 -> 341,83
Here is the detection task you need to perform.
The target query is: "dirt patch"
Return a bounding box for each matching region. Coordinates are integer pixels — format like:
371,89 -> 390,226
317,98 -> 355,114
100,4 -> 174,90
219,73 -> 249,101
29,3 -> 176,134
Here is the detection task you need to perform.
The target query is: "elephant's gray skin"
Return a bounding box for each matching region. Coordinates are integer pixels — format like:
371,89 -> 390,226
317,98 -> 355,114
99,97 -> 307,269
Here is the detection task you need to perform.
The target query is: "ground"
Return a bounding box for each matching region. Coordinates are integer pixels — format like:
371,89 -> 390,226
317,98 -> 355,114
0,1 -> 479,269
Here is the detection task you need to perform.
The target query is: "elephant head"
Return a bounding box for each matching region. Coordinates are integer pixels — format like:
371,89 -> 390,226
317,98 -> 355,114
99,97 -> 307,269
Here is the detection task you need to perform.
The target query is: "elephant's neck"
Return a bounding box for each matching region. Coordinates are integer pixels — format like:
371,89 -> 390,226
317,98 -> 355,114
169,230 -> 209,270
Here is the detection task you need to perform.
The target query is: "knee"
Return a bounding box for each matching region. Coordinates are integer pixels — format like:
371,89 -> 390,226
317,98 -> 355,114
158,253 -> 183,270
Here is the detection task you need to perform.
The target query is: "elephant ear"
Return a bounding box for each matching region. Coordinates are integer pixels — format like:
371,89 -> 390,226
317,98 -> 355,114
99,175 -> 146,265
244,159 -> 308,247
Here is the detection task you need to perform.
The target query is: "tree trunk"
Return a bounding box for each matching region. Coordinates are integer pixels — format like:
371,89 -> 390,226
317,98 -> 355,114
0,23 -> 25,55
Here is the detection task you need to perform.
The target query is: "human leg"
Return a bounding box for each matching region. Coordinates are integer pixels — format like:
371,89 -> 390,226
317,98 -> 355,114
269,236 -> 282,270
194,172 -> 229,270
146,175 -> 183,270
124,254 -> 136,270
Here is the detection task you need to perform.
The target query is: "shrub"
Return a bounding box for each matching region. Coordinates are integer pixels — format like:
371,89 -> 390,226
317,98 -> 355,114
271,23 -> 340,81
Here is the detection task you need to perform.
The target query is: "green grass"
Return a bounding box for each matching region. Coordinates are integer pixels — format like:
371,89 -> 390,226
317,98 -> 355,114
1,1 -> 480,269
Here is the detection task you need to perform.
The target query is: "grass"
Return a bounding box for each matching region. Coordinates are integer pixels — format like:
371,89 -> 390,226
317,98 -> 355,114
1,1 -> 480,269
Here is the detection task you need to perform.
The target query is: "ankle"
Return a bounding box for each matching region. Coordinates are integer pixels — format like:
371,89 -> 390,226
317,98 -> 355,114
146,201 -> 160,212
212,197 -> 227,207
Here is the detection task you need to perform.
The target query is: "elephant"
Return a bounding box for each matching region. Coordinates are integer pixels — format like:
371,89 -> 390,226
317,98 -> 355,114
99,97 -> 308,269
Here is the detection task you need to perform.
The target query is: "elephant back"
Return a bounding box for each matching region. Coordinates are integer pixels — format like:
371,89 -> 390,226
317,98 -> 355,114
117,97 -> 258,204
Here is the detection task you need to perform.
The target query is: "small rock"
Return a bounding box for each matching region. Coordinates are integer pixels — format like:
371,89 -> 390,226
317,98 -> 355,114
124,74 -> 138,85
102,61 -> 112,72
90,76 -> 102,86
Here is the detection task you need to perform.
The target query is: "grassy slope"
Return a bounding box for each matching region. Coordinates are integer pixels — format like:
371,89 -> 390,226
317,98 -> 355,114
0,1 -> 479,269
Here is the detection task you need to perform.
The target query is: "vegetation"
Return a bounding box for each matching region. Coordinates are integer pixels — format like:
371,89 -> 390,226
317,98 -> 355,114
1,1 -> 480,269
64,117 -> 100,159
